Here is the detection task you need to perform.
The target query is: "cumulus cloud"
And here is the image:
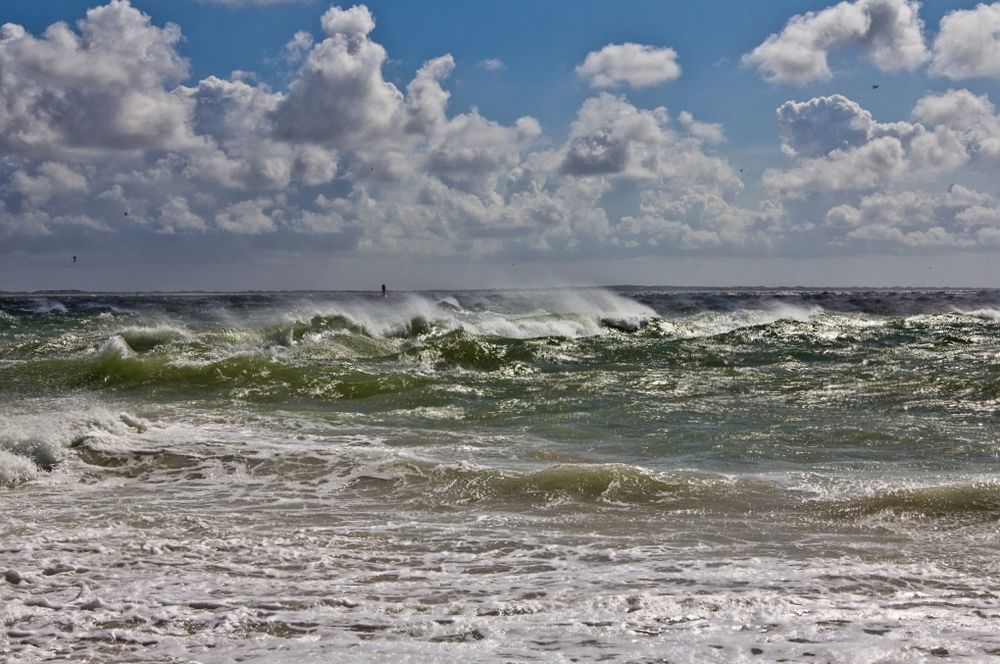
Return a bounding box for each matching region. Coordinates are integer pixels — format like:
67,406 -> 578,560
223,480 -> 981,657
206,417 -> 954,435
272,5 -> 402,147
765,136 -> 909,193
576,43 -> 681,89
7,162 -> 88,206
617,189 -> 782,251
763,93 -> 978,194
823,187 -> 1000,248
158,195 -> 207,233
283,30 -> 314,62
425,112 -> 541,197
321,4 -> 375,36
775,95 -> 876,158
215,198 -> 278,234
743,0 -> 928,84
930,2 -> 1000,80
913,89 -> 1000,163
762,90 -> 1000,253
0,0 -> 200,156
678,111 -> 725,144
560,93 -> 737,187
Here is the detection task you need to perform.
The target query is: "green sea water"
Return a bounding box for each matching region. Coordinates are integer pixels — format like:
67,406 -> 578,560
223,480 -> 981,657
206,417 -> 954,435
3,288 -> 1000,662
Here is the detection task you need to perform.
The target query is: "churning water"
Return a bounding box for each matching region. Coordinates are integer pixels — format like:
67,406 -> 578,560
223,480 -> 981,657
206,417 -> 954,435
3,288 -> 1000,662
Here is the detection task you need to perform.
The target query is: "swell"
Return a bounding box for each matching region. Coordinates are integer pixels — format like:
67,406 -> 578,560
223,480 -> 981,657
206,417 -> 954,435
821,481 -> 1000,520
344,459 -> 763,509
34,352 -> 430,401
350,463 -> 1000,523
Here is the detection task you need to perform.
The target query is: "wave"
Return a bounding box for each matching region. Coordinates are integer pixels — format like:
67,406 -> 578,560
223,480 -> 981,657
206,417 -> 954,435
25,298 -> 68,314
823,480 -> 1000,520
952,307 -> 1000,321
650,303 -> 824,340
345,459 -> 734,507
118,326 -> 192,353
270,289 -> 658,341
0,405 -> 150,488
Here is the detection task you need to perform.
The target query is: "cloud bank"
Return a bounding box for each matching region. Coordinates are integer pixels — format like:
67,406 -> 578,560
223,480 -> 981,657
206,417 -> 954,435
2,0 -> 1000,280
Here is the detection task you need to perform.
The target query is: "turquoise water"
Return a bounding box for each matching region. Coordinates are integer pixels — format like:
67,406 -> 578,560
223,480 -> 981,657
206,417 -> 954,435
3,288 -> 1000,662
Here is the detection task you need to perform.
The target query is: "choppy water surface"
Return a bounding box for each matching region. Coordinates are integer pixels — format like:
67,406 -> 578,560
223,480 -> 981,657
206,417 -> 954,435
3,288 -> 1000,662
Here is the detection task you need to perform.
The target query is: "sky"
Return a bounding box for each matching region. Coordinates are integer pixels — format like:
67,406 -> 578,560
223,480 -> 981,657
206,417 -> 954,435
3,0 -> 1000,290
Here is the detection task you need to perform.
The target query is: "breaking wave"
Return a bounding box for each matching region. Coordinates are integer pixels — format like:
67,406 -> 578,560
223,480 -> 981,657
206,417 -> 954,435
0,405 -> 150,488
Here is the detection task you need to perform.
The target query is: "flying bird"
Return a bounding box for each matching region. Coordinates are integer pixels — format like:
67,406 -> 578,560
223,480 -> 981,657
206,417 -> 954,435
872,84 -> 879,90
72,256 -> 77,264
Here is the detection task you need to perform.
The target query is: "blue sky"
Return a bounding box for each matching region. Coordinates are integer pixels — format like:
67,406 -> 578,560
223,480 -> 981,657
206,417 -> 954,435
2,0 -> 1000,289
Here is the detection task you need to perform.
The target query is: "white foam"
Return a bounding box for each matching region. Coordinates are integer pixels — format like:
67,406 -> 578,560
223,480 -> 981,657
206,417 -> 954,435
0,404 -> 155,487
0,449 -> 41,487
96,335 -> 134,360
26,298 -> 68,314
954,307 -> 1000,321
667,303 -> 824,339
289,289 -> 658,340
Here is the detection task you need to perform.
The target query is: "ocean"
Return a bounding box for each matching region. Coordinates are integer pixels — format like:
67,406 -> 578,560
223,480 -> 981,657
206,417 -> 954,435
2,287 -> 1000,662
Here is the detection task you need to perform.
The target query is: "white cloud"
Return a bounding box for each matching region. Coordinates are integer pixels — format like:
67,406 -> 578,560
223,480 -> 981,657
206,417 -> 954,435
678,112 -> 725,144
776,95 -> 876,158
404,55 -> 455,136
763,93 -> 984,194
158,195 -> 207,233
7,162 -> 88,206
0,0 -> 200,156
743,0 -> 928,84
272,5 -> 402,147
824,188 -> 1000,248
0,3 -> 750,259
425,111 -> 541,198
767,90 -> 1000,253
930,2 -> 1000,80
912,89 -> 1000,163
215,199 -> 278,234
618,189 -> 781,251
576,43 -> 681,89
479,58 -> 504,71
559,94 -> 737,188
764,136 -> 908,193
321,4 -> 376,37
284,30 -> 314,62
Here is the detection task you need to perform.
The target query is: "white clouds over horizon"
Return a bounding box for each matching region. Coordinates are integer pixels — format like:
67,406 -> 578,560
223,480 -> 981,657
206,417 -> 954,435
2,0 -> 1000,269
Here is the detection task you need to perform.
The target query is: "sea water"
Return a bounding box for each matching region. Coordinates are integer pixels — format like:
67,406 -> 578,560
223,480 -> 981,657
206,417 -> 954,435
2,288 -> 1000,662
